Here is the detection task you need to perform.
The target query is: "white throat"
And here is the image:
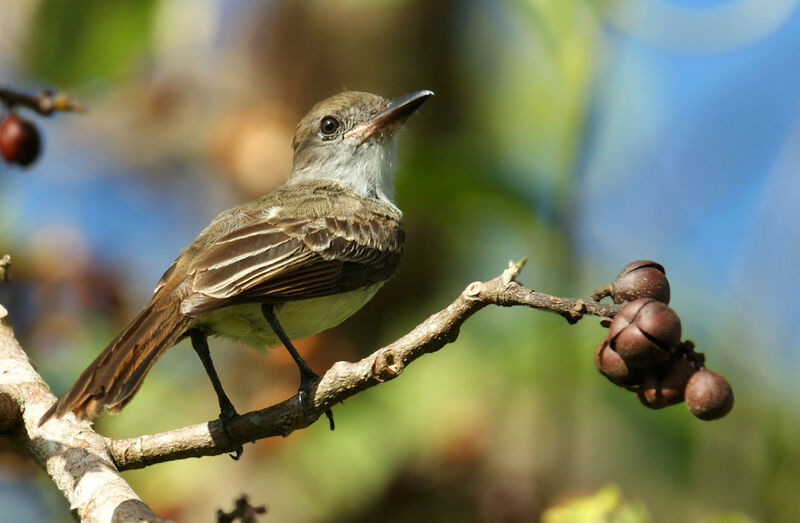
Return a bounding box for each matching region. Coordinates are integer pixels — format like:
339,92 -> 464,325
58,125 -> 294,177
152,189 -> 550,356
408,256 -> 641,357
289,138 -> 399,204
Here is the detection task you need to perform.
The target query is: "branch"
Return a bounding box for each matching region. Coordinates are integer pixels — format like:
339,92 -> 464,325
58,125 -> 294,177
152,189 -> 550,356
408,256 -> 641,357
0,260 -> 621,521
0,305 -> 163,522
0,87 -> 85,116
107,261 -> 621,471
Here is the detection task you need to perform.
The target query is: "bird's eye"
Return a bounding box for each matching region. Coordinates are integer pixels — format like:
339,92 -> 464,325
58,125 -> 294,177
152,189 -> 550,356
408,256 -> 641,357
319,116 -> 341,136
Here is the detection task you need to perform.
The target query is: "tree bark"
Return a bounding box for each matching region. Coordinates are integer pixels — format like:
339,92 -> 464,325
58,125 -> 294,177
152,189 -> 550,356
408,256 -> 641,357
0,305 -> 163,522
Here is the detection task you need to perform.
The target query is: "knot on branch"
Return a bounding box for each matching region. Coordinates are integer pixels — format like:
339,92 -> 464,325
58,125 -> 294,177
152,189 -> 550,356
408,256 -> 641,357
372,349 -> 404,382
464,282 -> 482,300
563,300 -> 586,324
0,392 -> 20,432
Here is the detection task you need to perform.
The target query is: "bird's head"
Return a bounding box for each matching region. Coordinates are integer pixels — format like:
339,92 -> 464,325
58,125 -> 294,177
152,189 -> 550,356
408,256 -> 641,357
288,90 -> 433,202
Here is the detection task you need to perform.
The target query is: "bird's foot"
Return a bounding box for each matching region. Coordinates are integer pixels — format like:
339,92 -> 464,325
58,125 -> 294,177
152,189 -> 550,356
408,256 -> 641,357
218,402 -> 243,460
298,369 -> 334,431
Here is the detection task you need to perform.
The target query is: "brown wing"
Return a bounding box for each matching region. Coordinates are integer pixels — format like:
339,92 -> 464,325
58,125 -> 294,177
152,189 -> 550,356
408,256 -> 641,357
180,185 -> 404,317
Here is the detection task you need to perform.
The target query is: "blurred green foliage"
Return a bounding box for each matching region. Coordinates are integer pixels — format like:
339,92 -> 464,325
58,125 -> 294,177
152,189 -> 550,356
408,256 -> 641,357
26,0 -> 157,86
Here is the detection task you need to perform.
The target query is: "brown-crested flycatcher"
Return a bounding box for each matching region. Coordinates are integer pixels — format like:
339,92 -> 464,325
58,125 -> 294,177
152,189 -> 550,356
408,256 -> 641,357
41,90 -> 433,441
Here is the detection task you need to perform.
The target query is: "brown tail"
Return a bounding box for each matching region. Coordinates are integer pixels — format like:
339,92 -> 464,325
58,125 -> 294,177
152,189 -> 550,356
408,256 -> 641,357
40,300 -> 192,425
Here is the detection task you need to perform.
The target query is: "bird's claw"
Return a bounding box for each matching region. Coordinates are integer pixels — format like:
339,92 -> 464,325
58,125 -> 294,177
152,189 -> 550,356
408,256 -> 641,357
218,404 -> 243,460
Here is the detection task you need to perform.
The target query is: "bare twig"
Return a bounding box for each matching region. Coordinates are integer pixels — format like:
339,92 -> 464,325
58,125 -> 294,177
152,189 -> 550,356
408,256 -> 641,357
0,87 -> 85,116
106,261 -> 621,471
0,305 -> 162,522
590,284 -> 613,302
217,495 -> 267,523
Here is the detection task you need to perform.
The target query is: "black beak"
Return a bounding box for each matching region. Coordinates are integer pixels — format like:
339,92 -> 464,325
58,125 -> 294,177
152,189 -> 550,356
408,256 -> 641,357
377,90 -> 434,126
348,90 -> 434,141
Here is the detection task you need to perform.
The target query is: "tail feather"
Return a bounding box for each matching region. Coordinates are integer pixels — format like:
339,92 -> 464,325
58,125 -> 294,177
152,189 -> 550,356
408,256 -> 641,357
40,301 -> 191,425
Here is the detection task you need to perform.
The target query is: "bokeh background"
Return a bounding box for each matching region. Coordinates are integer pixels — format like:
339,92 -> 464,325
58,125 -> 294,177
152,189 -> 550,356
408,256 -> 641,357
1,0 -> 798,521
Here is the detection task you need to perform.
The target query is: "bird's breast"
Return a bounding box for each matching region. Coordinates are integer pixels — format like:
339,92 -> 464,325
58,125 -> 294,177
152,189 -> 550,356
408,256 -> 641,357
192,283 -> 384,350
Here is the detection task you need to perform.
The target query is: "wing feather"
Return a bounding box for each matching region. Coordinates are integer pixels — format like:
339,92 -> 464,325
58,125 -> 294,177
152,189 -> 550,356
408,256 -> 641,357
180,182 -> 403,317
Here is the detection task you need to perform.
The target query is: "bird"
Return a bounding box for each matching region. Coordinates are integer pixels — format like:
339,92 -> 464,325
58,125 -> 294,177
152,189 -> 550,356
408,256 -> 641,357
40,90 -> 433,445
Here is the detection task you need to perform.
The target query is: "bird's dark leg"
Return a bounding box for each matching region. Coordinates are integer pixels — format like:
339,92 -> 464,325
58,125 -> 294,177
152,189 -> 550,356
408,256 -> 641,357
189,329 -> 244,460
261,304 -> 335,430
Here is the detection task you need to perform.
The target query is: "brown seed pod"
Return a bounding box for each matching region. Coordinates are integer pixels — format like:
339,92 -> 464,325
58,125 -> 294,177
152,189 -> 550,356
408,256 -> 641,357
608,298 -> 681,368
685,369 -> 734,420
594,337 -> 643,387
637,356 -> 697,409
612,260 -> 670,304
0,112 -> 42,166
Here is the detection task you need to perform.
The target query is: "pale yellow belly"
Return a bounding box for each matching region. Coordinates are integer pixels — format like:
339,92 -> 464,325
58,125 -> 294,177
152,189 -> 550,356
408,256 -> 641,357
192,283 -> 383,351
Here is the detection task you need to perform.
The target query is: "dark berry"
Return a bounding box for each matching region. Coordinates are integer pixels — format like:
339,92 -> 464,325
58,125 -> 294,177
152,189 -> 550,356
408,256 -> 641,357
608,298 -> 681,368
685,369 -> 734,420
637,356 -> 697,409
612,260 -> 670,304
0,113 -> 42,166
594,338 -> 643,386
